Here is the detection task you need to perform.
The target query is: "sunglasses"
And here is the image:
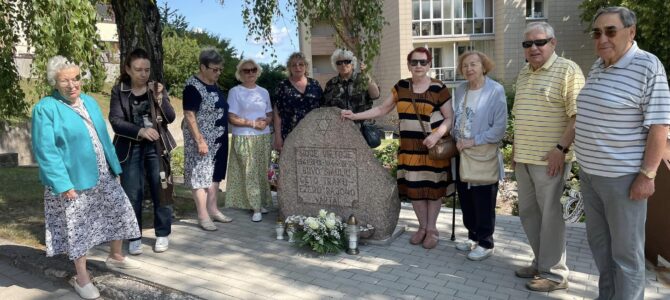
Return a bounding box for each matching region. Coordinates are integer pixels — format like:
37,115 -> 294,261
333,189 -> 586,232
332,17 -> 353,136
521,38 -> 553,48
206,66 -> 223,73
409,59 -> 429,66
590,26 -> 625,39
242,67 -> 258,74
336,60 -> 352,66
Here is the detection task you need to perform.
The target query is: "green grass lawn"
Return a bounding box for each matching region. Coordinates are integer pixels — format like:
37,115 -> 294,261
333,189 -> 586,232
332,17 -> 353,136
0,166 -> 201,248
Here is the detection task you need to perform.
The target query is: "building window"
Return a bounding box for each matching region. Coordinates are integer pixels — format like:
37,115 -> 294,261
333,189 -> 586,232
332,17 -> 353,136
526,0 -> 545,18
412,0 -> 494,37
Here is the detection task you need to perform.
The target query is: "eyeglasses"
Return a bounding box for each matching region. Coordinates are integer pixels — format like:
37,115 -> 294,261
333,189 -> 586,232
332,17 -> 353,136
242,67 -> 258,74
57,75 -> 82,87
590,26 -> 625,39
336,60 -> 352,66
206,66 -> 223,73
409,59 -> 429,67
290,62 -> 306,68
521,38 -> 553,48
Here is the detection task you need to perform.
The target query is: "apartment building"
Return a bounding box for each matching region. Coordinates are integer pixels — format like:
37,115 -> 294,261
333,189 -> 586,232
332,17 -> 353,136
300,0 -> 595,100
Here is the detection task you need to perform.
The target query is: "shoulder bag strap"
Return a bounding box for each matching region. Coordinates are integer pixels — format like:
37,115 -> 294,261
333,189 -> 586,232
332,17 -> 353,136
459,89 -> 469,139
409,82 -> 430,138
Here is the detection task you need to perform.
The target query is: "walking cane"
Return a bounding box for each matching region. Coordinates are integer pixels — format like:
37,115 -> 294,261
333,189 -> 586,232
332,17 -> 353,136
450,161 -> 457,241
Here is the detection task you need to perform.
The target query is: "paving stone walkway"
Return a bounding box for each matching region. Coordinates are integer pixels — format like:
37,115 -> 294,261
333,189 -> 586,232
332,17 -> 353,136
89,204 -> 669,299
0,259 -> 79,300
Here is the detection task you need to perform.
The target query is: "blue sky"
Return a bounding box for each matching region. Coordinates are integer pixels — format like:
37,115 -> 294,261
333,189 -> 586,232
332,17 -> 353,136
158,0 -> 299,65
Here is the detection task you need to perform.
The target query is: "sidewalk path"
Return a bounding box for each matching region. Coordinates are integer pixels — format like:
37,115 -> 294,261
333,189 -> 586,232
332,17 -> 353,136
0,259 -> 78,300
88,204 -> 669,299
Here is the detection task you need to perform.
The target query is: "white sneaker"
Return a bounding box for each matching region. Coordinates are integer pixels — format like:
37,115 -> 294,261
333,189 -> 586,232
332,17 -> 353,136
456,239 -> 477,251
128,240 -> 143,255
252,212 -> 262,222
467,246 -> 494,261
70,276 -> 100,299
260,207 -> 269,214
154,237 -> 169,253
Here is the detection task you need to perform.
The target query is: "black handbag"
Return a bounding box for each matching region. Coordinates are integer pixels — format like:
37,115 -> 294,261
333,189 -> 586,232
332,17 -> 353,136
360,122 -> 383,148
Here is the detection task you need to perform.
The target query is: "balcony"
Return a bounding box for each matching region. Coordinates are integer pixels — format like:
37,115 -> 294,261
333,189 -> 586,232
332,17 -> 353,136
430,67 -> 464,85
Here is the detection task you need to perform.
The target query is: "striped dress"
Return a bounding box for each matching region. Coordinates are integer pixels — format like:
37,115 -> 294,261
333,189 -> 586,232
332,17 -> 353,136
393,78 -> 451,201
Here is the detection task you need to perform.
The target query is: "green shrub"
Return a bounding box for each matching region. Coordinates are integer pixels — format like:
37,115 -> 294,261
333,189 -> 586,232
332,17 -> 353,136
373,140 -> 399,177
171,146 -> 184,177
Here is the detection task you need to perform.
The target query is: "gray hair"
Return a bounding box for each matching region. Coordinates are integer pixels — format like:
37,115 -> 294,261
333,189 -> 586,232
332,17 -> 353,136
524,21 -> 555,39
286,52 -> 310,77
593,6 -> 637,28
46,56 -> 79,87
199,47 -> 223,67
234,59 -> 263,81
330,49 -> 359,72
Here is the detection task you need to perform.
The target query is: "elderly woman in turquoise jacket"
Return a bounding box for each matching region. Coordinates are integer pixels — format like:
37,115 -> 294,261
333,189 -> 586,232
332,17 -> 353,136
451,51 -> 507,262
31,56 -> 140,299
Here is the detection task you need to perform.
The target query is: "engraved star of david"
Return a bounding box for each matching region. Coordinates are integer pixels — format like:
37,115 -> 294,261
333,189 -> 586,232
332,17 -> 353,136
316,117 -> 332,133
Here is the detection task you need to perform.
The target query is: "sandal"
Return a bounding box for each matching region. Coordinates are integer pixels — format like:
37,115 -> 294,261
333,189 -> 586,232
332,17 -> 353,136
422,229 -> 439,249
410,228 -> 426,245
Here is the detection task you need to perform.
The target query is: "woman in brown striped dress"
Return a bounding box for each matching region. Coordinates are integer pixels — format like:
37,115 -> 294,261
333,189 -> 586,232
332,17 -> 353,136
341,47 -> 453,249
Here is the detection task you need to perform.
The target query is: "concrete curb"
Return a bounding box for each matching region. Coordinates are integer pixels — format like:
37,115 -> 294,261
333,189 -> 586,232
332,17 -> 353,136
0,238 -> 202,299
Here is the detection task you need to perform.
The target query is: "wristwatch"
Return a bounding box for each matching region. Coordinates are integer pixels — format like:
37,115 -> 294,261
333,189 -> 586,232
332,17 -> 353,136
639,168 -> 657,179
555,144 -> 569,154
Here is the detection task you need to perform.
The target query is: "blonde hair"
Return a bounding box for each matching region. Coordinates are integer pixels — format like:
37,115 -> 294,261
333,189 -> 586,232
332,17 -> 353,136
234,59 -> 263,81
456,51 -> 495,76
286,52 -> 310,77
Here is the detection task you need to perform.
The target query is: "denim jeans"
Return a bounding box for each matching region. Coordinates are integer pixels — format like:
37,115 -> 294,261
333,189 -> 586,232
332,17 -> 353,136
120,142 -> 172,240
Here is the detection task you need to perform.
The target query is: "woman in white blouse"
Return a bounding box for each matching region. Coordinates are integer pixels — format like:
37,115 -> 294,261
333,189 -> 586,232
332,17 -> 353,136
225,59 -> 273,222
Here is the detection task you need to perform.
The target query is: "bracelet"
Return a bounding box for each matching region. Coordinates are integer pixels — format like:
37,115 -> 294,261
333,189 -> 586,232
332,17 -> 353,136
639,168 -> 657,179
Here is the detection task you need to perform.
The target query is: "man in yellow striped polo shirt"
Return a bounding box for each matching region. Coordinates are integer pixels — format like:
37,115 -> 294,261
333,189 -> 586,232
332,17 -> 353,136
512,21 -> 585,293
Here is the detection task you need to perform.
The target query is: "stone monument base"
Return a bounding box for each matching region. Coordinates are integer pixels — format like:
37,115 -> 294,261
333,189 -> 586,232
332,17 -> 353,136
360,225 -> 407,246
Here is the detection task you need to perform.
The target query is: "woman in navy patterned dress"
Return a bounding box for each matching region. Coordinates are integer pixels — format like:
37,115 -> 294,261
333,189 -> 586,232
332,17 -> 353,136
272,52 -> 323,151
182,48 -> 232,231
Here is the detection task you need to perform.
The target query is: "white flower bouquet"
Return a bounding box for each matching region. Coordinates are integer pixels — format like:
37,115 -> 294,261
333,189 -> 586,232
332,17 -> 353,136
290,209 -> 346,254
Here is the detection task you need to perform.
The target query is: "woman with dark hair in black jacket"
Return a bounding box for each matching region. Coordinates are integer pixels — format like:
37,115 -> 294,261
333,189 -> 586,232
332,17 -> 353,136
109,48 -> 176,255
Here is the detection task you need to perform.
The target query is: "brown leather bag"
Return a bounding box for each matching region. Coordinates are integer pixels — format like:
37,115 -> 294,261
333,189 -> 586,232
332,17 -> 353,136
148,83 -> 174,206
409,84 -> 457,161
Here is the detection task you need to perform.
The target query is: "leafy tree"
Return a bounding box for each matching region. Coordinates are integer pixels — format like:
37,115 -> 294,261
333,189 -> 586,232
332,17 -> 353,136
580,0 -> 670,66
162,34 -> 200,97
0,0 -> 30,120
0,0 -> 106,121
257,63 -> 287,95
242,0 -> 386,70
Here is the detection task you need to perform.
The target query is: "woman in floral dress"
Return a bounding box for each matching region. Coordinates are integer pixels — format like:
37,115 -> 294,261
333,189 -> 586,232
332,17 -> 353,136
272,52 -> 323,151
32,56 -> 140,299
182,48 -> 232,231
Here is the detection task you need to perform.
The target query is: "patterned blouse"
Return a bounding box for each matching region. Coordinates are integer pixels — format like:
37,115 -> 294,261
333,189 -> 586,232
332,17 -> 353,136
272,78 -> 323,140
321,73 -> 378,114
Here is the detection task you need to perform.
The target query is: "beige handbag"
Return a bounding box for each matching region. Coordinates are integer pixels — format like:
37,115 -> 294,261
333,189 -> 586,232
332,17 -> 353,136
459,144 -> 499,184
458,88 -> 499,184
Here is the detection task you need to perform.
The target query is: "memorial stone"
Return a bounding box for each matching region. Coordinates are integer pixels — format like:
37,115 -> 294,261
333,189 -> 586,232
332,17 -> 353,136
279,107 -> 400,240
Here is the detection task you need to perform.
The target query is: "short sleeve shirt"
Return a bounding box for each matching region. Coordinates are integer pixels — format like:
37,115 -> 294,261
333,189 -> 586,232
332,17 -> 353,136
227,85 -> 272,136
513,53 -> 585,165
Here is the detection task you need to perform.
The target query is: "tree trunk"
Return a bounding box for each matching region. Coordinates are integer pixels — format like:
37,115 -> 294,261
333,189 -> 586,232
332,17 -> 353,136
111,0 -> 164,83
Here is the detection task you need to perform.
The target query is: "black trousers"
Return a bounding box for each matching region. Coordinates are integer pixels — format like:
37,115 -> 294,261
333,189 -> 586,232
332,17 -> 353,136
455,156 -> 498,249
